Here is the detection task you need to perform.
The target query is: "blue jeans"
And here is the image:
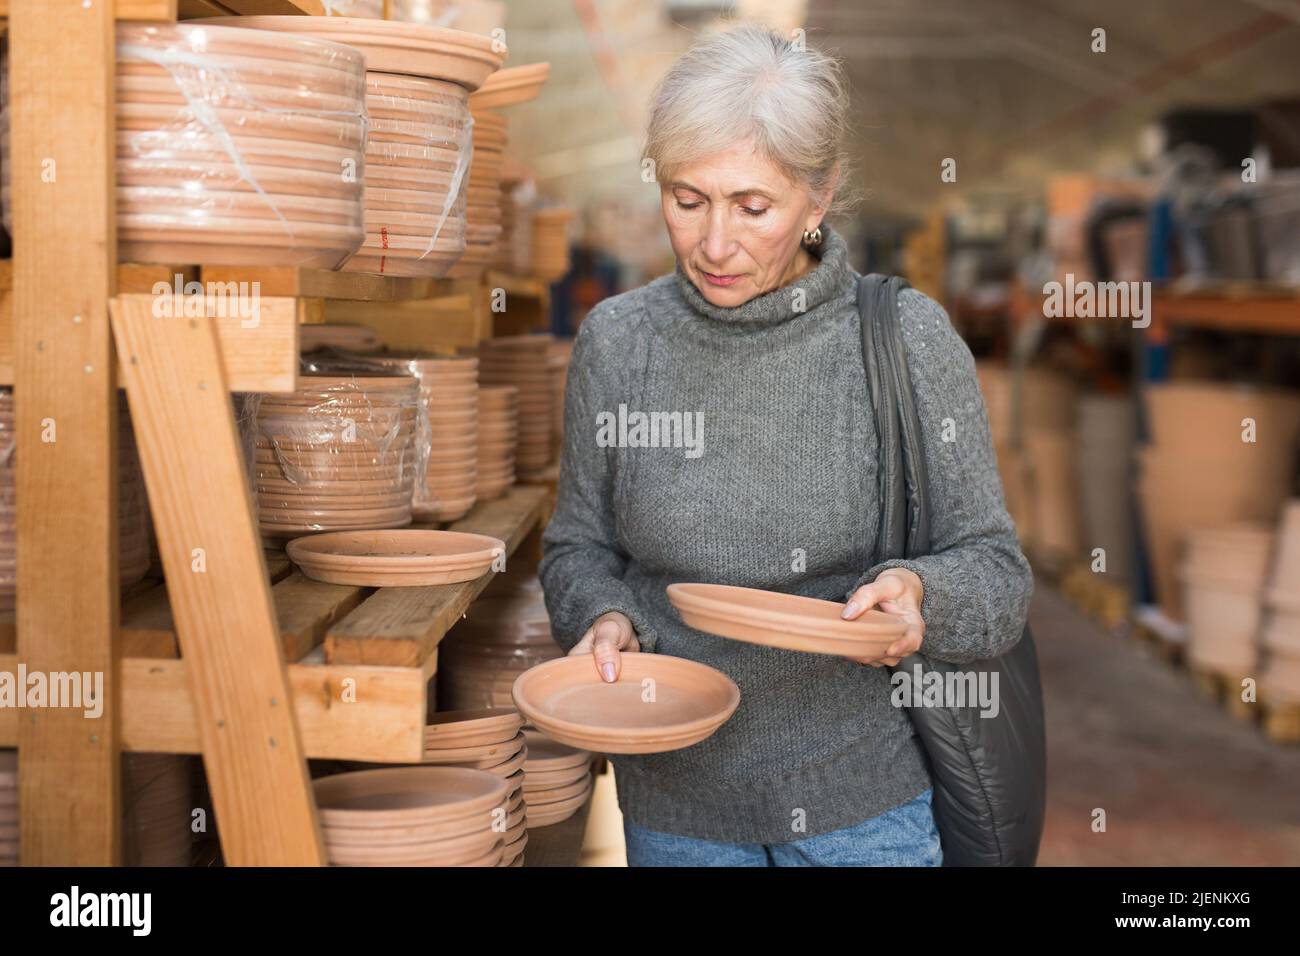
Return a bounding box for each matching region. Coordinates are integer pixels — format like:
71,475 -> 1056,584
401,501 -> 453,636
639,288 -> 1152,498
624,789 -> 942,867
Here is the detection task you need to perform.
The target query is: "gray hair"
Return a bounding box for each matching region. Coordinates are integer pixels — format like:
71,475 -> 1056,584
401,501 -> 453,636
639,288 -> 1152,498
644,25 -> 851,215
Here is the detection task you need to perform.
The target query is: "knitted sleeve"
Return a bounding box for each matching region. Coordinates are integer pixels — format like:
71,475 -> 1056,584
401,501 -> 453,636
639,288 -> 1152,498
538,303 -> 660,654
847,289 -> 1034,663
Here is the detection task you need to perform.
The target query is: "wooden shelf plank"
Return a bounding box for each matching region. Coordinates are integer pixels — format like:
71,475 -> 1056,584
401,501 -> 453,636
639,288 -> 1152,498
323,486 -> 549,668
0,651 -> 428,762
201,265 -> 457,304
0,0 -> 177,18
1152,291 -> 1300,336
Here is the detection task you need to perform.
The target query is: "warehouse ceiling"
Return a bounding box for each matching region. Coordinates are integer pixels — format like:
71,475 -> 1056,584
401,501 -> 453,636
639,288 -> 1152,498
501,0 -> 1300,230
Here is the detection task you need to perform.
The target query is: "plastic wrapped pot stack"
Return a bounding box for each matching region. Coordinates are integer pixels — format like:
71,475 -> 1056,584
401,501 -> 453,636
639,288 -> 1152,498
248,374 -> 424,536
1138,381 -> 1300,620
368,355 -> 480,521
113,23 -> 368,267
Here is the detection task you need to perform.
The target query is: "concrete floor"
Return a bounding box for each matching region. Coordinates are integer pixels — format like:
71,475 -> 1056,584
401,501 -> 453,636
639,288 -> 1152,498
579,584 -> 1300,866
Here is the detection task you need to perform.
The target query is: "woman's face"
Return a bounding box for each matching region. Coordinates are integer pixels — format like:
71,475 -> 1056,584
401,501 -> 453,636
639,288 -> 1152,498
661,140 -> 826,308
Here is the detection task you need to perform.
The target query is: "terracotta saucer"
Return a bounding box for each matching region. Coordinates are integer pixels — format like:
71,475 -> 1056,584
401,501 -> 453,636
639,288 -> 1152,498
425,708 -> 522,748
217,17 -> 506,89
313,766 -> 507,828
327,832 -> 503,866
520,730 -> 590,772
523,763 -> 593,791
524,784 -> 591,828
524,774 -> 591,806
512,656 -> 739,755
286,529 -> 503,586
478,748 -> 528,779
423,730 -> 525,764
667,583 -> 906,658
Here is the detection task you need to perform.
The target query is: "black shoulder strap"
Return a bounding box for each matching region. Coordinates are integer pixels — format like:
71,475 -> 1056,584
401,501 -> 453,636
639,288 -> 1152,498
857,274 -> 931,563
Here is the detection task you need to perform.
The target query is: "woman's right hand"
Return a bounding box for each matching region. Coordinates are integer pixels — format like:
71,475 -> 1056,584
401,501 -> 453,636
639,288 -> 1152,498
568,611 -> 639,683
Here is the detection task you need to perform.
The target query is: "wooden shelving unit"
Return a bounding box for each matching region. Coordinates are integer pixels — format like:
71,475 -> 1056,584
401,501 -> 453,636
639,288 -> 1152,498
1150,284 -> 1300,337
1,1 -> 567,866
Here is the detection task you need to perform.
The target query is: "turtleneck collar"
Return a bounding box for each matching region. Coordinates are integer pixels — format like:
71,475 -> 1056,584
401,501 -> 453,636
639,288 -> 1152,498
673,224 -> 855,326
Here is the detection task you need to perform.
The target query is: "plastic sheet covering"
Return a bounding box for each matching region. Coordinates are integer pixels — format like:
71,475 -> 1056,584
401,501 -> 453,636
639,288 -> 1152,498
344,71 -> 473,277
114,22 -> 368,268
243,360 -> 429,536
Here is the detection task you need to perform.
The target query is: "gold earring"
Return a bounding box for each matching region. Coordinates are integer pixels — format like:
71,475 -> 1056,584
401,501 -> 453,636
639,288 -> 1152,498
802,227 -> 823,247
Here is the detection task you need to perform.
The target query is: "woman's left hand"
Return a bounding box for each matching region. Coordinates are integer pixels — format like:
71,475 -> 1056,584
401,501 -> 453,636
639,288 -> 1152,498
840,568 -> 925,667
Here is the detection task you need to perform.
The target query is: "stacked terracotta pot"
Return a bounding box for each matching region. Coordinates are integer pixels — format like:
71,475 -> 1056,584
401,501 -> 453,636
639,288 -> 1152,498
314,766 -> 510,867
1074,395 -> 1138,585
0,390 -> 151,608
476,385 -> 518,501
1261,501 -> 1300,705
521,730 -> 593,829
476,335 -> 556,475
369,355 -> 479,521
1180,524 -> 1274,677
207,15 -> 506,277
0,750 -> 14,866
250,374 -> 422,536
438,571 -> 561,710
114,23 -> 367,267
424,708 -> 527,866
1138,381 -> 1300,620
122,753 -> 193,867
446,107 -> 506,278
531,207 -> 574,282
344,72 -> 472,277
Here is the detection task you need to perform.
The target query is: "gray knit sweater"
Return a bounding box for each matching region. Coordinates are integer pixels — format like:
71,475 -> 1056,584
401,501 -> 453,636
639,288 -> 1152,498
538,227 -> 1033,844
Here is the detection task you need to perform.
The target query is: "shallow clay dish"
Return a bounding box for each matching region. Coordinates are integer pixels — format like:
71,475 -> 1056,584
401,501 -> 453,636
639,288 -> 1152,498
422,730 -> 525,765
512,656 -> 739,754
313,766 -> 507,829
425,708 -> 523,748
287,529 -> 504,587
667,582 -> 907,658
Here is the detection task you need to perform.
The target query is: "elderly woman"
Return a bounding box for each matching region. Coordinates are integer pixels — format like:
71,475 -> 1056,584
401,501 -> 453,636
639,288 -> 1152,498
539,26 -> 1033,867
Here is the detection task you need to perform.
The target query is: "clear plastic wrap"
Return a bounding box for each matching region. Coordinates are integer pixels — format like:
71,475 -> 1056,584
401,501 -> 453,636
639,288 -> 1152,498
0,390 -> 152,608
244,366 -> 428,536
114,23 -> 367,268
344,71 -> 474,277
446,105 -> 504,277
346,353 -> 480,520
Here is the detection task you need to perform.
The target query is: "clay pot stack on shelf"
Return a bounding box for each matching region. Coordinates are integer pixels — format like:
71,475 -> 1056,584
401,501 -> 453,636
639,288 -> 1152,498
476,385 -> 518,501
0,389 -> 151,609
1138,381 -> 1300,621
249,374 -> 423,536
314,766 -> 510,867
1180,523 -> 1274,677
0,750 -> 15,866
493,162 -> 531,273
217,16 -> 508,279
446,107 -> 507,277
1262,500 -> 1300,705
520,730 -> 593,829
122,753 -> 193,867
438,570 -> 561,711
531,206 -> 574,282
475,335 -> 556,475
423,708 -> 528,865
111,23 -> 369,268
369,355 -> 479,521
1074,395 -> 1138,586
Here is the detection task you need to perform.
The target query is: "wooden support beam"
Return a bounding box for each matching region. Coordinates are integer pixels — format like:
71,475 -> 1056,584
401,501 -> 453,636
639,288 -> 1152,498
110,292 -> 325,866
0,652 -> 430,763
11,0 -> 121,867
